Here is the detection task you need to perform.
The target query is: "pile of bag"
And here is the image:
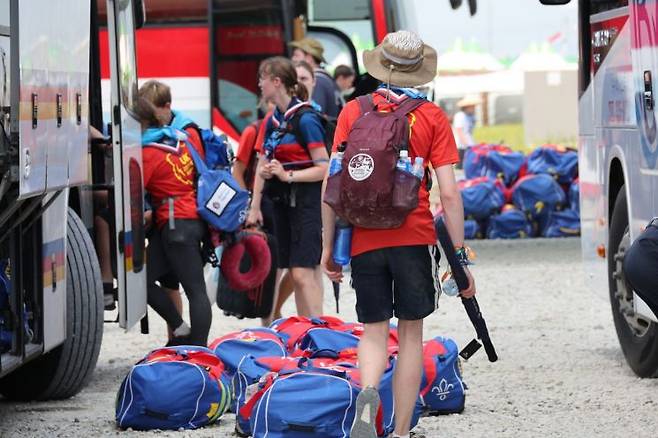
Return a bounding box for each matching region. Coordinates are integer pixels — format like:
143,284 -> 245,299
116,316 -> 467,437
457,143 -> 580,239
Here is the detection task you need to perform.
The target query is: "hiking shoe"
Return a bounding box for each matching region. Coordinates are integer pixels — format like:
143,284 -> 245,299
103,283 -> 117,311
351,386 -> 379,438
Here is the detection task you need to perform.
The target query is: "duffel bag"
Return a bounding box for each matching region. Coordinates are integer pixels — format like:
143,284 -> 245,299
486,205 -> 534,239
417,336 -> 466,415
459,177 -> 506,220
511,174 -> 566,228
210,328 -> 286,378
115,346 -> 231,430
541,209 -> 580,237
569,178 -> 579,212
526,144 -> 578,184
269,315 -> 346,353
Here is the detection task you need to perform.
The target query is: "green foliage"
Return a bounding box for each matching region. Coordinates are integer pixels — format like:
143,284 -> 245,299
473,123 -> 577,154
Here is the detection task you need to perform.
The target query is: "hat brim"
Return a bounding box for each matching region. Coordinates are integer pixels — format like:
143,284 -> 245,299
288,40 -> 326,63
363,43 -> 437,87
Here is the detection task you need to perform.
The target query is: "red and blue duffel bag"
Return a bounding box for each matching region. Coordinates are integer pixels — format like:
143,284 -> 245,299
465,145 -> 526,186
417,336 -> 466,415
115,346 -> 231,430
459,177 -> 507,220
269,315 -> 346,352
526,144 -> 578,184
510,173 -> 566,226
464,144 -> 511,179
293,324 -> 400,358
486,204 -> 534,239
210,328 -> 287,377
541,209 -> 580,237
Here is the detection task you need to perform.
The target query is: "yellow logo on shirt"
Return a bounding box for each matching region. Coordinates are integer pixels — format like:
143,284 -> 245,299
165,141 -> 195,186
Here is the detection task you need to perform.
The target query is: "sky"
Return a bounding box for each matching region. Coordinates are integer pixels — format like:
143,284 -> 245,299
408,0 -> 578,60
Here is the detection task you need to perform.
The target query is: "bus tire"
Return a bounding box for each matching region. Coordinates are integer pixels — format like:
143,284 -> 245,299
0,208 -> 104,400
609,186 -> 658,377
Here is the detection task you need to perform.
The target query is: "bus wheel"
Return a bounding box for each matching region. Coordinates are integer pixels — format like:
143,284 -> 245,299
609,187 -> 658,377
0,208 -> 104,400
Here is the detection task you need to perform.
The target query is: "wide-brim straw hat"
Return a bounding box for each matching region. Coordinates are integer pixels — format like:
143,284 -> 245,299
363,31 -> 437,87
457,95 -> 482,107
289,37 -> 326,63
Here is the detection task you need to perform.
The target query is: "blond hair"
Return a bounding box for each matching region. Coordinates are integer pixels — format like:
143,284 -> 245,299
138,80 -> 172,108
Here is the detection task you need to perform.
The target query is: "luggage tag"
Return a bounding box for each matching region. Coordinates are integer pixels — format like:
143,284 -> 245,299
459,339 -> 482,361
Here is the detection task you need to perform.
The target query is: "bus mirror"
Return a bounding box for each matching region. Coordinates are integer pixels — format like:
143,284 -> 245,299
539,0 -> 571,4
133,0 -> 146,29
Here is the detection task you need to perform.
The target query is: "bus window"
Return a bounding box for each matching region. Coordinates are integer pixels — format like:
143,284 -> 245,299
116,0 -> 139,112
308,0 -> 374,72
212,0 -> 286,132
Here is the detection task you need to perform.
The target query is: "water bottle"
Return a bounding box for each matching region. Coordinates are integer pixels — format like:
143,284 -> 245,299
412,156 -> 424,179
333,218 -> 353,265
396,149 -> 412,173
442,274 -> 460,297
329,142 -> 347,177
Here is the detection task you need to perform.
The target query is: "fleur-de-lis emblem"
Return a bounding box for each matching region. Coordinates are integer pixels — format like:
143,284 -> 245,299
431,378 -> 454,401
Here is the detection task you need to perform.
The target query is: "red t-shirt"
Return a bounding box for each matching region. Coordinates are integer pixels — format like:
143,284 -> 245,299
254,110 -> 273,154
236,122 -> 258,165
142,127 -> 205,228
332,93 -> 458,256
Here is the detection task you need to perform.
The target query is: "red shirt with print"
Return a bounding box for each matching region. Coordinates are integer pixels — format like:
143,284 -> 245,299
142,128 -> 205,229
332,92 -> 459,256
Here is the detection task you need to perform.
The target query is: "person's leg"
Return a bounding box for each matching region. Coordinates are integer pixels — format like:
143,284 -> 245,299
392,319 -> 424,436
163,221 -> 211,346
159,273 -> 182,340
349,249 -> 393,438
290,267 -> 321,317
271,269 -> 294,319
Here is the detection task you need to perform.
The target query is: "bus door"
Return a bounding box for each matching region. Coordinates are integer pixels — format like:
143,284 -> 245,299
106,0 -> 147,330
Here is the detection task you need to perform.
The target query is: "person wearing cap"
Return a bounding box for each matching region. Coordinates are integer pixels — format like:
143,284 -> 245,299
321,31 -> 476,438
290,37 -> 343,118
452,94 -> 481,168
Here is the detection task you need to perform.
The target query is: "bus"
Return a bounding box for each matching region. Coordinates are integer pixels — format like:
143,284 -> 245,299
99,0 -> 475,142
542,0 -> 658,377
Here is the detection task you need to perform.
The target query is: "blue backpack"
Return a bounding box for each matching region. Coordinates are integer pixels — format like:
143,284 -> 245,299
526,145 -> 578,184
486,206 -> 534,239
459,177 -> 506,220
542,209 -> 580,237
511,174 -> 566,227
417,337 -> 466,415
171,110 -> 232,170
184,135 -> 249,233
115,346 -> 231,430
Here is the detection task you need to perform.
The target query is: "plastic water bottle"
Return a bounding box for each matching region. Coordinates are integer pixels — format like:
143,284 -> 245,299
396,150 -> 412,173
412,156 -> 424,179
329,142 -> 347,177
333,219 -> 352,265
442,275 -> 460,297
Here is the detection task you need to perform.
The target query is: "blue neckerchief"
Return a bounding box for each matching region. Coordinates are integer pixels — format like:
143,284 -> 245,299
264,98 -> 306,159
377,84 -> 427,100
170,110 -> 196,131
141,126 -> 187,146
310,100 -> 322,112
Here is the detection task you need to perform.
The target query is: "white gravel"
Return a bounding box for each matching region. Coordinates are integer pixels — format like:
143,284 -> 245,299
1,238 -> 657,437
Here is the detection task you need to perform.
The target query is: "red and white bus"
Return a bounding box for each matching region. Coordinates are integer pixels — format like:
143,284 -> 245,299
542,0 -> 658,377
99,0 -> 472,142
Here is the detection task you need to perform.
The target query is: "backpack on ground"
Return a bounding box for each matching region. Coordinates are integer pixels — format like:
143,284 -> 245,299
115,346 -> 231,431
459,177 -> 507,220
541,209 -> 580,237
526,144 -> 578,184
486,205 -> 534,239
464,144 -> 525,186
465,218 -> 484,239
184,135 -> 250,233
323,95 -> 428,229
510,174 -> 566,226
209,328 -> 287,379
417,336 -> 466,415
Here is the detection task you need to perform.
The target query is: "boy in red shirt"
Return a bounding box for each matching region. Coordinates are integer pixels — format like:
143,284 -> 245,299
321,31 -> 476,438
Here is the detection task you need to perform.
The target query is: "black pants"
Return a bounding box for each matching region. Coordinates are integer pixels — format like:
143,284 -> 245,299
147,219 -> 211,346
624,224 -> 658,316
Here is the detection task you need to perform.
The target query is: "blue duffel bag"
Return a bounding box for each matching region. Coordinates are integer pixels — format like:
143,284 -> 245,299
542,209 -> 580,237
511,174 -> 566,229
417,336 -> 466,415
486,206 -> 534,239
527,145 -> 578,184
459,177 -> 506,220
116,346 -> 231,430
569,178 -> 579,212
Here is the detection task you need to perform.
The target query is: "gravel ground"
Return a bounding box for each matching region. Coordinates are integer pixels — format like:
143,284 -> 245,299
1,238 -> 657,438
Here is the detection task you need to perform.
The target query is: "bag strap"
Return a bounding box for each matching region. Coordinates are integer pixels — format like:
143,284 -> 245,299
419,339 -> 448,397
183,139 -> 207,174
356,95 -> 374,114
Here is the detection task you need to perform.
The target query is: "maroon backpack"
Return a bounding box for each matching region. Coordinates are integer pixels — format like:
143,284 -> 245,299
324,95 -> 427,229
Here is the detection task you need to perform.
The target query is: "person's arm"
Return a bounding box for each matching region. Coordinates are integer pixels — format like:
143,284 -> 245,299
233,125 -> 257,189
246,154 -> 268,226
232,160 -> 248,189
